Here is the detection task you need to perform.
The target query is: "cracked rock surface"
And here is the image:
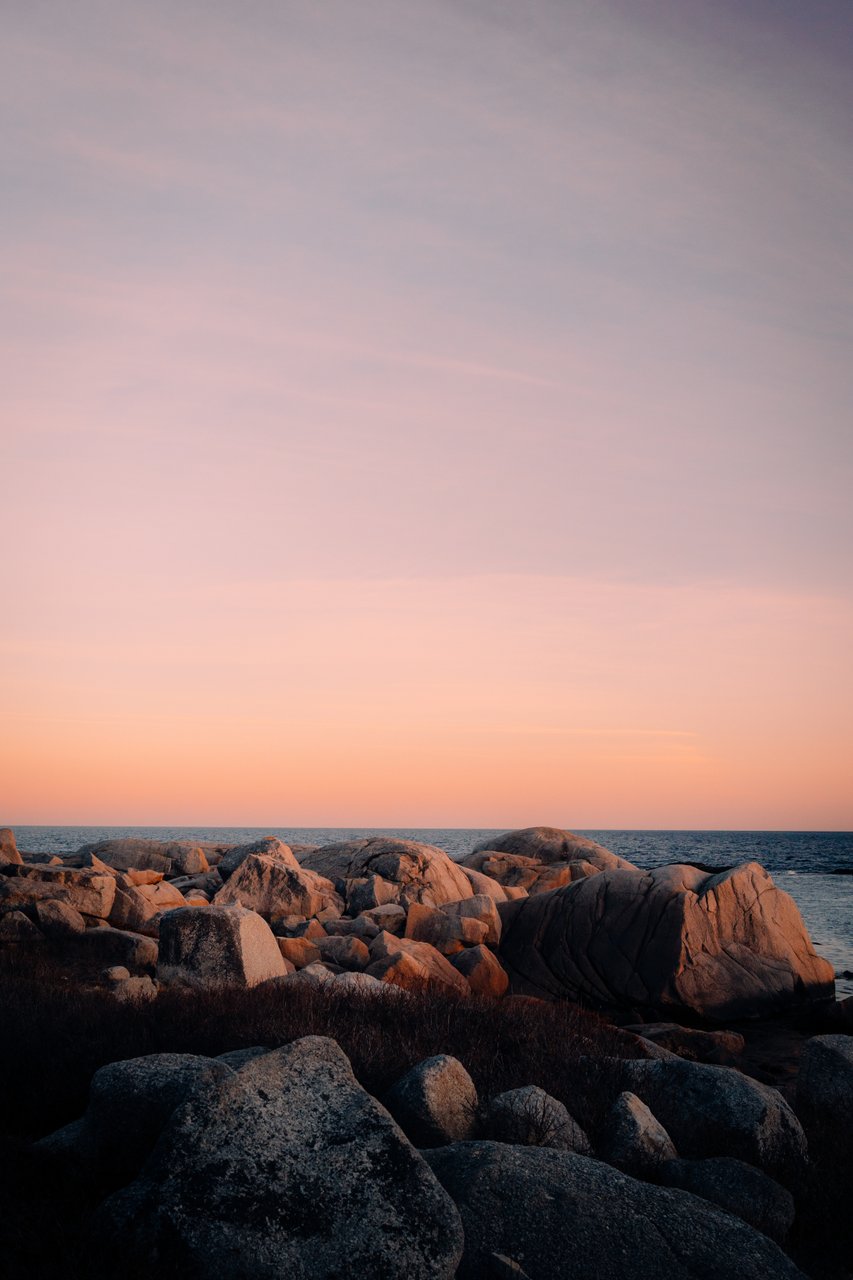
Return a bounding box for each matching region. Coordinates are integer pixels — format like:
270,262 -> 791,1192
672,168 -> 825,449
497,861 -> 834,1018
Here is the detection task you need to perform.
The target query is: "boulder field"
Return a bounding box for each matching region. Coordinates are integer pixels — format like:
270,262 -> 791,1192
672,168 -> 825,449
3,823 -> 850,1277
0,826 -> 837,1020
28,1034 -> 829,1279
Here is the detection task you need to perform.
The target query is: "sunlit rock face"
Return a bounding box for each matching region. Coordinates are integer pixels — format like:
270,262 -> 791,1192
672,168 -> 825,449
464,826 -> 637,897
157,905 -> 286,988
0,828 -> 22,866
301,838 -> 474,907
73,838 -> 210,876
213,854 -> 340,920
497,861 -> 835,1019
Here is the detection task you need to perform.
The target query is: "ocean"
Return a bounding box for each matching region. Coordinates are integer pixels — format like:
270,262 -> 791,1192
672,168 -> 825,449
14,826 -> 853,998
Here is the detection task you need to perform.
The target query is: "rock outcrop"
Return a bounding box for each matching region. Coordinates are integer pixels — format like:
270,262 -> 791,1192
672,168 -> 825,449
623,1022 -> 745,1065
34,898 -> 87,938
0,909 -> 42,941
497,861 -> 835,1018
405,902 -> 489,955
74,838 -> 209,876
424,1142 -> 805,1280
441,894 -> 502,947
302,838 -> 473,907
463,850 -> 600,895
217,836 -> 299,880
0,864 -> 117,919
92,1038 -> 464,1279
79,926 -> 159,973
213,854 -> 340,920
366,931 -> 470,996
471,826 -> 636,869
157,906 -> 286,987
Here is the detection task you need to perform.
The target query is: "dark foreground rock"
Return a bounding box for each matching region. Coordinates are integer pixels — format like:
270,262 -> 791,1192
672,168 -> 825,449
482,1085 -> 591,1153
386,1054 -> 478,1146
795,1034 -> 853,1260
91,1037 -> 463,1279
424,1142 -> 805,1280
660,1156 -> 795,1244
605,1056 -> 807,1187
598,1090 -> 677,1176
35,1053 -> 232,1190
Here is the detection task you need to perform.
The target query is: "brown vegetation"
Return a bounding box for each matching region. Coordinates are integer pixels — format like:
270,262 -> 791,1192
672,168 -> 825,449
0,947 -> 627,1143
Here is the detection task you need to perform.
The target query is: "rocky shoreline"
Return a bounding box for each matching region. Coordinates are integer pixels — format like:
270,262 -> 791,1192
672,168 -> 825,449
1,824 -> 851,1277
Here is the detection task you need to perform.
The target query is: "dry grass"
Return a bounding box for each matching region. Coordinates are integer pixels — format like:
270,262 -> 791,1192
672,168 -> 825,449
0,948 -> 627,1141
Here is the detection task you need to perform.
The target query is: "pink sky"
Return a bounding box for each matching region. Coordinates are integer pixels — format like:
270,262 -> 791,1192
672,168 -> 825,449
2,1 -> 852,827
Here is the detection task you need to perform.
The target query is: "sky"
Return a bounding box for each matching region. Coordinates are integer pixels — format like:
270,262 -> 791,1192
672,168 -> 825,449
2,0 -> 852,828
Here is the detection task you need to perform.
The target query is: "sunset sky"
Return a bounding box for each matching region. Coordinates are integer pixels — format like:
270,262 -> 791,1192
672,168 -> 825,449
2,0 -> 852,828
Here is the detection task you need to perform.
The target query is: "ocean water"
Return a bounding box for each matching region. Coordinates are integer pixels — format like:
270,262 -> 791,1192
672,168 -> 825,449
14,826 -> 853,997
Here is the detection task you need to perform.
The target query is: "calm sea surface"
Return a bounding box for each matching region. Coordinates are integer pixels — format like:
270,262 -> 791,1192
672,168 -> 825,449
15,827 -> 853,997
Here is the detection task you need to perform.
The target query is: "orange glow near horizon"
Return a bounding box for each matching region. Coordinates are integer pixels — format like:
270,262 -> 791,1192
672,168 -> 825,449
3,576 -> 851,828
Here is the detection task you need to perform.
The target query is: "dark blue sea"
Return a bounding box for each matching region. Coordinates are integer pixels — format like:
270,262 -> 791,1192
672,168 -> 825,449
15,827 -> 853,997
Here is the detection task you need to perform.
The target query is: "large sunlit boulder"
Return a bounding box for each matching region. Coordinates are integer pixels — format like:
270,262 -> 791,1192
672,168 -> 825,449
497,861 -> 835,1019
158,905 -> 286,987
213,855 -> 341,921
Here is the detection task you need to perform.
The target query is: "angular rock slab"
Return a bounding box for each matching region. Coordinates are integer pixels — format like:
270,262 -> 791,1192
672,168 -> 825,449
213,853 -> 339,920
367,931 -> 470,996
497,860 -> 835,1018
425,1142 -> 806,1280
158,905 -> 286,987
93,1037 -> 464,1280
0,864 -> 117,918
217,835 -> 300,879
452,944 -> 509,997
73,838 -> 174,874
